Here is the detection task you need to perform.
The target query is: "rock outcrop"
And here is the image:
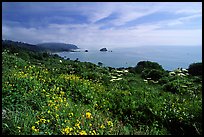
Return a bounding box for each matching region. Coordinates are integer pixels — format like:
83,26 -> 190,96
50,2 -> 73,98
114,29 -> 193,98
100,48 -> 108,51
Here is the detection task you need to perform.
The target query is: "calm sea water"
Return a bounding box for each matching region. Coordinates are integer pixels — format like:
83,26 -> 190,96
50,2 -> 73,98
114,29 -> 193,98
55,46 -> 202,71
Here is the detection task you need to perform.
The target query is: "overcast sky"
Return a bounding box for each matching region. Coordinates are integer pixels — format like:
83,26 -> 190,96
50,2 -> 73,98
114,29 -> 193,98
2,2 -> 202,49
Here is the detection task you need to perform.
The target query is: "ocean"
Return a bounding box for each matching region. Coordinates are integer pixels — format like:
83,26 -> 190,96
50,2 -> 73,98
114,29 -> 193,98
55,46 -> 202,71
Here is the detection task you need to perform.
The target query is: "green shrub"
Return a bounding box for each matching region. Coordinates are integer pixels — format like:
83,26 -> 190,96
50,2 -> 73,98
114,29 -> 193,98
162,76 -> 201,96
188,62 -> 202,76
134,61 -> 164,73
141,69 -> 166,81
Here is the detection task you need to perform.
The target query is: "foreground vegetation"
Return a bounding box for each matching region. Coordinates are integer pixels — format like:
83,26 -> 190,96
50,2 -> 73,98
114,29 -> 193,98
2,43 -> 202,135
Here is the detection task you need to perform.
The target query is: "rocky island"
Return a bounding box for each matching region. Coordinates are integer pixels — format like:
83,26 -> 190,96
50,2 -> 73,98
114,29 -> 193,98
100,48 -> 108,52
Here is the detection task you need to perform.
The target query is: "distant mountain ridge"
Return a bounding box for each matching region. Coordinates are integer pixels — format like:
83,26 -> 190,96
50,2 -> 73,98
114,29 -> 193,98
2,40 -> 79,52
37,42 -> 79,52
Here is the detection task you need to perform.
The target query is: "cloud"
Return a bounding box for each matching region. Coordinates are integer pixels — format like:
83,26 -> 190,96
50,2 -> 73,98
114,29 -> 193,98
2,2 -> 202,49
3,22 -> 201,49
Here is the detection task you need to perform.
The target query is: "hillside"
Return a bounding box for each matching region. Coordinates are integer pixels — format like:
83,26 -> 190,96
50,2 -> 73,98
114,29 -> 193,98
37,42 -> 79,52
2,40 -> 42,52
2,41 -> 202,135
2,40 -> 79,53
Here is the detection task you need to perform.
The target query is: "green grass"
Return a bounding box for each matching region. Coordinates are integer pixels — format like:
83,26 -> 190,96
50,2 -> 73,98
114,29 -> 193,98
2,48 -> 202,135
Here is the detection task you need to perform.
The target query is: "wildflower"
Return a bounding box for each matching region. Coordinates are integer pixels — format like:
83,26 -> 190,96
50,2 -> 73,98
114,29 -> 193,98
107,121 -> 113,127
65,103 -> 69,107
69,112 -> 74,117
169,71 -> 176,76
100,124 -> 105,129
177,73 -> 186,76
116,70 -> 123,73
79,130 -> 87,135
31,126 -> 35,130
143,79 -> 148,82
55,114 -> 59,118
111,76 -> 117,79
40,118 -> 46,123
182,68 -> 188,72
61,126 -> 73,135
17,126 -> 21,132
92,130 -> 96,135
60,91 -> 65,96
117,78 -> 122,80
86,112 -> 92,119
75,123 -> 81,129
89,123 -> 92,127
123,70 -> 128,73
31,126 -> 39,132
35,121 -> 40,125
59,98 -> 63,103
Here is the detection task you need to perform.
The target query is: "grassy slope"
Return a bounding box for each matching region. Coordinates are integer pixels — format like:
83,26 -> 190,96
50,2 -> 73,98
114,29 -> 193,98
2,49 -> 202,135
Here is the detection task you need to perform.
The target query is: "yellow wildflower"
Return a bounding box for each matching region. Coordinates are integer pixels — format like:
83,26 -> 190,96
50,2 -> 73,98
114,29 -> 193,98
60,91 -> 65,96
100,124 -> 105,129
31,126 -> 35,130
69,112 -> 74,117
31,126 -> 39,132
59,98 -> 63,103
86,112 -> 92,119
40,118 -> 46,123
35,121 -> 40,125
75,123 -> 81,129
92,130 -> 96,135
55,114 -> 59,118
79,130 -> 87,135
107,121 -> 113,127
61,126 -> 73,135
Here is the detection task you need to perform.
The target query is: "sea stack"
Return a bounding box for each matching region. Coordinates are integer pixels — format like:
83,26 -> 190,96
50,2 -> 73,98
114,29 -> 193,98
100,48 -> 108,52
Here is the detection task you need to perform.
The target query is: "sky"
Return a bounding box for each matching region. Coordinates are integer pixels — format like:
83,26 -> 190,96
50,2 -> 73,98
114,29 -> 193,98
2,2 -> 202,49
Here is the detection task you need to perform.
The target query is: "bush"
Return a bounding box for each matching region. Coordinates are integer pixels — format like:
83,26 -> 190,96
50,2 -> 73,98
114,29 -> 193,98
42,52 -> 50,58
141,69 -> 166,81
188,62 -> 202,76
134,61 -> 164,73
